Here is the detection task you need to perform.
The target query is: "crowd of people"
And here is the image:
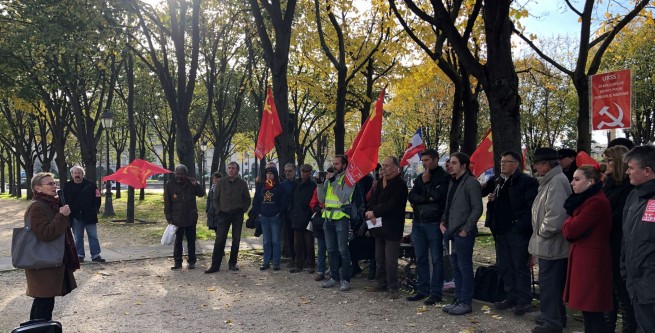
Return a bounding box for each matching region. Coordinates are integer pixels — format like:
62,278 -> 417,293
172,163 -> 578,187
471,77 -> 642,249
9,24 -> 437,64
19,139 -> 655,333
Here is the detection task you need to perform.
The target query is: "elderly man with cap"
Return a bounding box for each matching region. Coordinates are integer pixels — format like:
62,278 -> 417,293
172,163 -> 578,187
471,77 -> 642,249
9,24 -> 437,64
558,148 -> 577,182
529,147 -> 572,333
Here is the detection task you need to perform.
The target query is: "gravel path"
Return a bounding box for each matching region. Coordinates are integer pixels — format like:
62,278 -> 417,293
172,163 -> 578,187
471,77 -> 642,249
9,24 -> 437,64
0,198 -> 584,332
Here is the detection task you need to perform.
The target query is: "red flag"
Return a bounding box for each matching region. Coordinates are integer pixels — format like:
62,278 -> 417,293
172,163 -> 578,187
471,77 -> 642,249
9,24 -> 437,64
344,89 -> 385,186
522,147 -> 528,170
254,86 -> 283,160
576,151 -> 599,169
470,129 -> 494,178
345,117 -> 369,159
102,159 -> 172,189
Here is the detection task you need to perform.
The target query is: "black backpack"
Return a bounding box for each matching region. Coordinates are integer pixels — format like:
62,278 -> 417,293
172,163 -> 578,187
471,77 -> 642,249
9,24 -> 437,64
473,265 -> 506,302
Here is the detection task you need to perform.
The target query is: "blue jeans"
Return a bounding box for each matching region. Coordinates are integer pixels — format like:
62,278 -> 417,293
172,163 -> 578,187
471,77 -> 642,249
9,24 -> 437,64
260,215 -> 282,266
412,222 -> 444,298
449,232 -> 476,305
324,218 -> 351,282
71,218 -> 102,259
315,236 -> 327,274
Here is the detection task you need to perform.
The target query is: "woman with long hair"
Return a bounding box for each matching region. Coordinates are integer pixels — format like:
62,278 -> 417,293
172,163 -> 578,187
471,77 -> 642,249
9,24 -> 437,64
602,145 -> 637,332
562,166 -> 613,332
24,172 -> 78,321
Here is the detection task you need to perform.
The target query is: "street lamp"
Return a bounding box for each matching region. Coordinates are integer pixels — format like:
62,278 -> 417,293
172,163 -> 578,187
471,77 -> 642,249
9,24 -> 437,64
244,152 -> 249,178
101,111 -> 115,217
200,141 -> 207,190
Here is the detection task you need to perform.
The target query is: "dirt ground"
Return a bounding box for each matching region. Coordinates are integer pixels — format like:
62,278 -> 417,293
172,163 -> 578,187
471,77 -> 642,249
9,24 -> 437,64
0,198 -> 583,333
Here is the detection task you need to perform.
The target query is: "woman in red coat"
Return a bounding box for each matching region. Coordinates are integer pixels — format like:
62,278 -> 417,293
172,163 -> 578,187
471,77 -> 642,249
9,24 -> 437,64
562,165 -> 613,332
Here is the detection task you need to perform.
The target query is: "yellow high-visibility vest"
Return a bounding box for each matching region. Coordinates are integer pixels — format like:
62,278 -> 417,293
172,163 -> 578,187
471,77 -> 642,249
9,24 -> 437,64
322,174 -> 352,221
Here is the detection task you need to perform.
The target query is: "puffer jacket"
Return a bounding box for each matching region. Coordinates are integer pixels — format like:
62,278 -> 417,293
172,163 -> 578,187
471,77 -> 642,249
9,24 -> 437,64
621,179 -> 655,304
528,165 -> 571,259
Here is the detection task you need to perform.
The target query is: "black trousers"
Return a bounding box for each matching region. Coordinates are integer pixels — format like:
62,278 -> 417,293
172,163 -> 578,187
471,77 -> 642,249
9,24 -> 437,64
495,229 -> 532,305
293,229 -> 315,269
173,226 -> 197,265
606,241 -> 637,333
538,258 -> 568,329
30,297 -> 55,321
634,302 -> 655,333
583,311 -> 609,333
210,213 -> 243,268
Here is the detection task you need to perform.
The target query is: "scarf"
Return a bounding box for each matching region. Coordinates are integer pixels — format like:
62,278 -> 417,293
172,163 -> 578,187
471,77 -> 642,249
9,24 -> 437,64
33,191 -> 61,211
563,181 -> 603,216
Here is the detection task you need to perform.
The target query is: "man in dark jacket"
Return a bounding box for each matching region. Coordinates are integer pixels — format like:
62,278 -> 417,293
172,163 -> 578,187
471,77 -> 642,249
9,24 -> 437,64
63,165 -> 104,262
406,148 -> 450,305
288,164 -> 317,273
205,163 -> 250,273
622,145 -> 655,333
558,148 -> 577,182
164,164 -> 205,270
482,151 -> 538,316
281,163 -> 297,266
365,156 -> 409,299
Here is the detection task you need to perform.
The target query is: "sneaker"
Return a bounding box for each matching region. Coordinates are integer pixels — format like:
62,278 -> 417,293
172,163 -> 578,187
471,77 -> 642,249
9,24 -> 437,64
92,256 -> 106,263
260,264 -> 270,271
424,295 -> 442,306
448,303 -> 472,315
314,273 -> 325,281
388,290 -> 400,299
442,299 -> 459,313
339,280 -> 351,292
322,278 -> 339,288
531,325 -> 562,333
535,315 -> 566,329
406,293 -> 427,302
513,303 -> 531,316
289,267 -> 304,273
494,299 -> 517,310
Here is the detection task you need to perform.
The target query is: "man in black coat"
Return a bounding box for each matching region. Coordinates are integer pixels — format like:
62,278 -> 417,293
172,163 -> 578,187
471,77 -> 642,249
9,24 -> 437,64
164,164 -> 205,270
63,165 -> 104,262
482,150 -> 538,316
288,164 -> 317,273
365,156 -> 409,299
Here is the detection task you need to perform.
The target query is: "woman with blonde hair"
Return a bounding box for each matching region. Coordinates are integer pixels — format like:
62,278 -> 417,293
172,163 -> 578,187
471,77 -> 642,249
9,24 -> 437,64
602,145 -> 637,332
24,172 -> 78,321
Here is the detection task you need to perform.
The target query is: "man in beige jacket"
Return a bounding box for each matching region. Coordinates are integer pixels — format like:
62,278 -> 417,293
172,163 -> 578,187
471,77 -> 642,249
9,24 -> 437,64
529,147 -> 571,333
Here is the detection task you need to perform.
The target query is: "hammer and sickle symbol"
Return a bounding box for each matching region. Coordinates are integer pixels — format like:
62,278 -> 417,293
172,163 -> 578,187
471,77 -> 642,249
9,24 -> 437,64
596,102 -> 624,129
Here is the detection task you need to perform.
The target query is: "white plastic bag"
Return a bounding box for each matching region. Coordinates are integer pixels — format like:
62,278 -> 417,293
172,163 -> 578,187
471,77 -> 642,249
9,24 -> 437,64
161,224 -> 177,245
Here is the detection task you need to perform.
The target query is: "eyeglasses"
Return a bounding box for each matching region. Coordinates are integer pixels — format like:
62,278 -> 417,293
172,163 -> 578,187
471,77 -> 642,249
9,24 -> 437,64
500,160 -> 518,164
40,182 -> 57,186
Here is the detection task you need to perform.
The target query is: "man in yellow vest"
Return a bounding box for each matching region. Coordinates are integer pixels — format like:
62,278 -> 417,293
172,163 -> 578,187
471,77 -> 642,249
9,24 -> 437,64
317,154 -> 355,291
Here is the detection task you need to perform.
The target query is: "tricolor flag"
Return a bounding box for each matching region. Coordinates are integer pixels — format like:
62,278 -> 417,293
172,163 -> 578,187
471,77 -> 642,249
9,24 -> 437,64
400,128 -> 425,167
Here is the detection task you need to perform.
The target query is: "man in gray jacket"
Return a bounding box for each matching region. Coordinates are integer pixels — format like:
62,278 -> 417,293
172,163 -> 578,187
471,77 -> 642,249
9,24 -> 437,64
622,145 -> 655,332
205,162 -> 251,273
529,148 -> 571,333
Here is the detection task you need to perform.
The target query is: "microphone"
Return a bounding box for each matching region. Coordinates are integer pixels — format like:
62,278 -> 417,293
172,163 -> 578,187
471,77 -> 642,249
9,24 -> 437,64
57,189 -> 66,205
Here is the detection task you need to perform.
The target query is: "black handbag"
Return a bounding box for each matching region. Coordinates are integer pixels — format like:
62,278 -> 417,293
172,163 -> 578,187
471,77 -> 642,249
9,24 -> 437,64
11,204 -> 65,269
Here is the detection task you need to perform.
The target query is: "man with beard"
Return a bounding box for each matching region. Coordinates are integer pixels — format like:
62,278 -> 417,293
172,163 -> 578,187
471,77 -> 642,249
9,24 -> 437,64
63,165 -> 104,262
318,154 -> 355,292
164,164 -> 205,270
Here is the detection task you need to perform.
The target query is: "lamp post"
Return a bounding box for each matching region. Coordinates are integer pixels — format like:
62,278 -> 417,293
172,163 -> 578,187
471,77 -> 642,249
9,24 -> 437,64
200,141 -> 207,190
244,152 -> 249,178
101,111 -> 115,217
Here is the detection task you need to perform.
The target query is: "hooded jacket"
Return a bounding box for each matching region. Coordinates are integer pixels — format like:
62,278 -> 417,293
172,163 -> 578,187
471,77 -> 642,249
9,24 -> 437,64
251,167 -> 287,217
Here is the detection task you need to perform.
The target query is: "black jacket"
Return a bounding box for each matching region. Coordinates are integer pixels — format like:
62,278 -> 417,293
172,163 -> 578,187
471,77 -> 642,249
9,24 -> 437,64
482,170 -> 538,235
288,179 -> 317,229
62,179 -> 101,225
369,174 -> 409,241
603,175 -> 633,254
621,179 -> 655,304
407,166 -> 450,222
